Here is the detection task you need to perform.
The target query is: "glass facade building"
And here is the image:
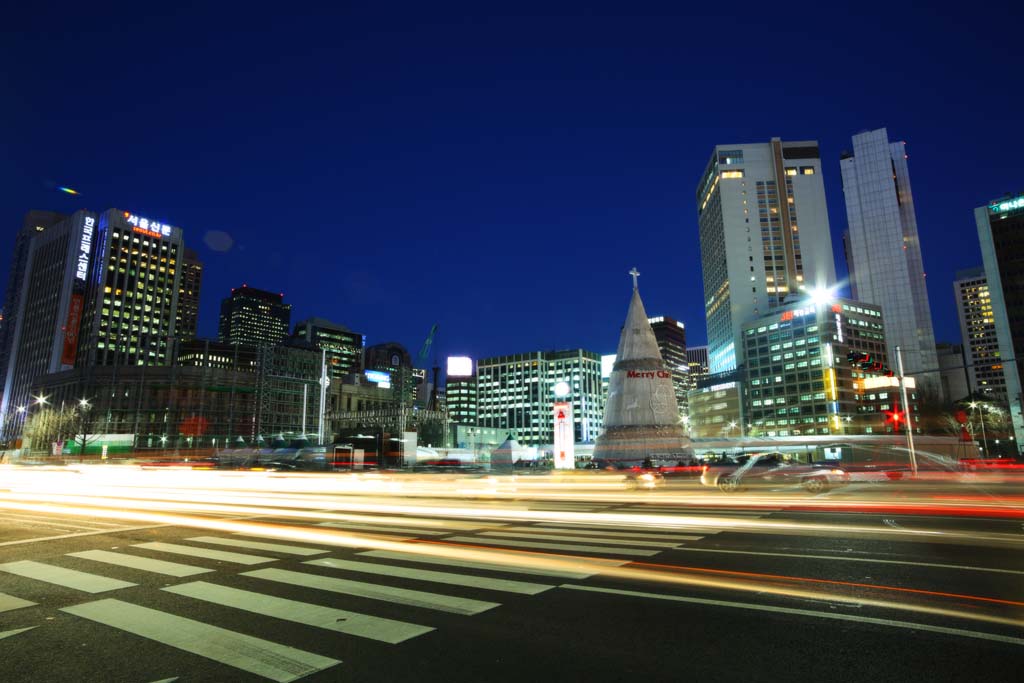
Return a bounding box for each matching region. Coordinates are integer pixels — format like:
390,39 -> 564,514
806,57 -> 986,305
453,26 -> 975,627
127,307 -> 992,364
840,128 -> 938,395
975,193 -> 1024,449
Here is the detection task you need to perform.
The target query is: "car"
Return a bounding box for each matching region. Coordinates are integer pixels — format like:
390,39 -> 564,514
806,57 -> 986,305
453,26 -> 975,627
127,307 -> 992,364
700,454 -> 849,493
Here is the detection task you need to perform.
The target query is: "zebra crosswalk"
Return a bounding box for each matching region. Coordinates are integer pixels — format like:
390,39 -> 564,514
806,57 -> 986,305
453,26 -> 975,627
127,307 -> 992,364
0,509 -> 717,680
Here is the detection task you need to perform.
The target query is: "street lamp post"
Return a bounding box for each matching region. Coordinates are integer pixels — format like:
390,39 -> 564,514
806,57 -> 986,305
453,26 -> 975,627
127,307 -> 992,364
970,401 -> 988,456
894,346 -> 918,477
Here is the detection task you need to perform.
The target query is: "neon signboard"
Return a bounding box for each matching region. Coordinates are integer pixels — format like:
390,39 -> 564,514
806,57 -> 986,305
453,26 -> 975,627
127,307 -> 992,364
76,216 -> 95,281
780,305 -> 815,322
365,370 -> 391,386
989,195 -> 1024,214
122,211 -> 172,237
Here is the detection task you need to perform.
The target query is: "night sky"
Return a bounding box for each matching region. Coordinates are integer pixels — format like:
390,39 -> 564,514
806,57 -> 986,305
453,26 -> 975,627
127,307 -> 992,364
2,2 -> 1022,369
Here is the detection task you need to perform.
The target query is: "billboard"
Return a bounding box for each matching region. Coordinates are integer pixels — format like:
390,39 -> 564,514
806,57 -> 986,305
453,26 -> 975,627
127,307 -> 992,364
365,370 -> 391,388
553,401 -> 574,469
447,356 -> 473,377
62,214 -> 95,367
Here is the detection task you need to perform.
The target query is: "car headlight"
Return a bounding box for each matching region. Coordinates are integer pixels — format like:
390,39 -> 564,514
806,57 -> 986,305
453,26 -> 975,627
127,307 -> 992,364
640,473 -> 655,481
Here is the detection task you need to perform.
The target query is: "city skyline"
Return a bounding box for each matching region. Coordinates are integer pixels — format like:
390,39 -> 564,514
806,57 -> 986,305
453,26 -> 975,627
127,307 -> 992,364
2,4 -> 1021,366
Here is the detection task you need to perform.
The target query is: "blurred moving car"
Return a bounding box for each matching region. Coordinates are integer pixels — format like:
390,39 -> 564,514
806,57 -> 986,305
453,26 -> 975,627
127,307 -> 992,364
624,468 -> 666,490
700,453 -> 848,493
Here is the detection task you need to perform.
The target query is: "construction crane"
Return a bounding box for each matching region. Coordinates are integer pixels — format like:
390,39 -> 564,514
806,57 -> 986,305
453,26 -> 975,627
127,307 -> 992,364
418,324 -> 440,411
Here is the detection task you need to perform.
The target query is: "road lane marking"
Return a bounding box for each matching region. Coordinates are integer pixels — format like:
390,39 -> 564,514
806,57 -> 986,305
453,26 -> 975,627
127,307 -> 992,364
67,550 -> 213,577
0,627 -> 35,640
164,581 -> 433,644
0,560 -> 136,593
513,526 -> 703,542
1,512 -> 129,529
316,522 -> 441,536
304,558 -> 554,595
477,530 -> 681,549
61,598 -> 340,682
561,584 -> 1024,647
0,592 -> 37,612
443,535 -> 659,557
133,542 -> 273,565
187,536 -> 328,556
242,568 -> 500,615
670,547 -> 1024,576
357,550 -> 618,579
0,523 -> 168,547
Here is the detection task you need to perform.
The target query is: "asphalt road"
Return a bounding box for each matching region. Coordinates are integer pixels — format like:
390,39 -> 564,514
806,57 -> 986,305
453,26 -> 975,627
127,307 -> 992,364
1,468 -> 1022,682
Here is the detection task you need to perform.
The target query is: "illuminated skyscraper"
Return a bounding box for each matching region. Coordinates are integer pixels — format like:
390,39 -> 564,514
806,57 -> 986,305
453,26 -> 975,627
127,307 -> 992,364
953,267 -> 1007,403
840,128 -> 938,394
697,139 -> 837,374
444,356 -> 477,426
218,285 -> 291,347
0,210 -> 65,412
477,349 -> 604,446
0,210 -> 97,437
975,192 -> 1024,449
78,209 -> 184,367
648,316 -> 688,418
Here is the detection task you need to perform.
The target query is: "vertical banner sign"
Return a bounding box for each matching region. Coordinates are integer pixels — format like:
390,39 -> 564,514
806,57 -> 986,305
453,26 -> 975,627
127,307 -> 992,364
553,401 -> 574,469
62,215 -> 95,366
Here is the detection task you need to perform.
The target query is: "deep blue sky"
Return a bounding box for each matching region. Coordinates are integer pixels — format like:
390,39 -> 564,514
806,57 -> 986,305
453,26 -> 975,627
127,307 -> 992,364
3,2 -> 1022,367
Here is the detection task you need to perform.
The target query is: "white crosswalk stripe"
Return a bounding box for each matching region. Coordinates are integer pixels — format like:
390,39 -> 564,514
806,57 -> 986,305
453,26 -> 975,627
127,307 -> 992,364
1,592 -> 36,612
0,627 -> 36,641
61,598 -> 340,682
164,581 -> 434,644
476,530 -> 682,549
186,536 -> 329,556
443,535 -> 659,557
133,542 -> 274,565
67,550 -> 213,577
305,557 -> 554,595
243,567 -> 501,615
357,549 -> 626,579
0,560 -> 136,593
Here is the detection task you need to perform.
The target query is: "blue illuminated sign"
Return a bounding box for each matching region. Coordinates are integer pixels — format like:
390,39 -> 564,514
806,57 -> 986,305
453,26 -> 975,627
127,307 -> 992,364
364,370 -> 390,384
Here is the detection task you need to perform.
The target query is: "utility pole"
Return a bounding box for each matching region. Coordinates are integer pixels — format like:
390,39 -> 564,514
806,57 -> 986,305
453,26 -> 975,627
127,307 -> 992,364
318,348 -> 328,446
895,345 -> 918,477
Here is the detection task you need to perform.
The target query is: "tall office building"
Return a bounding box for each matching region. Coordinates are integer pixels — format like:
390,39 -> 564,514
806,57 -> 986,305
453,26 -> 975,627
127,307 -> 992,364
953,267 -> 1007,403
648,316 -> 688,418
840,128 -> 938,394
175,248 -> 203,341
697,139 -> 837,374
293,318 -> 363,380
77,209 -> 184,367
444,356 -> 477,426
975,192 -> 1024,449
218,285 -> 291,347
0,210 -> 66,409
686,346 -> 709,389
476,349 -> 604,446
0,210 -> 97,437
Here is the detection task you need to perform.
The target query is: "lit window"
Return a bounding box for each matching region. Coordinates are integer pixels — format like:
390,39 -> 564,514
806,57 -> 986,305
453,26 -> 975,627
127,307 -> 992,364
721,170 -> 744,179
800,167 -> 815,175
785,168 -> 797,176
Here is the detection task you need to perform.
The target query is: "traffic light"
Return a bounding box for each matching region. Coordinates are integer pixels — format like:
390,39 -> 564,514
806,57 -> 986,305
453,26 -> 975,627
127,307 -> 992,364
885,409 -> 905,431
